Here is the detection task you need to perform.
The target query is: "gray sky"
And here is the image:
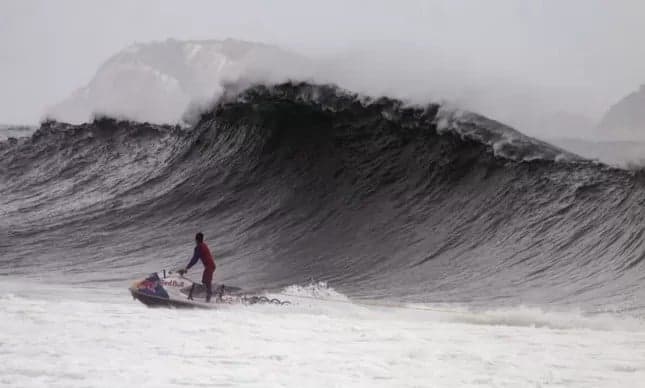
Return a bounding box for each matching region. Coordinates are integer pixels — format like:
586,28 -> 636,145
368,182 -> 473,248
1,0 -> 644,128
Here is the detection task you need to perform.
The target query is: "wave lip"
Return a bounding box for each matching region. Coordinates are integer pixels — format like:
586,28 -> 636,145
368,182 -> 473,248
435,106 -> 581,162
216,82 -> 584,163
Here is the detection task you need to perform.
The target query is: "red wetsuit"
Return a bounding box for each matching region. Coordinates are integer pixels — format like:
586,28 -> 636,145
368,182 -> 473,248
186,242 -> 216,291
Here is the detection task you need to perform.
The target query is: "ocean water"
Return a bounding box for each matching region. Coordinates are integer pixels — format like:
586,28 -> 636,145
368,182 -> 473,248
2,83 -> 645,387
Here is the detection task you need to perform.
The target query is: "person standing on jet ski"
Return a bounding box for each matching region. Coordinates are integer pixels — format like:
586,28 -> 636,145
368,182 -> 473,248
179,232 -> 216,302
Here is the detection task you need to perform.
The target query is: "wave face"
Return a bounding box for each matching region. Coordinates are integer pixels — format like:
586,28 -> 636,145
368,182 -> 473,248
1,83 -> 644,313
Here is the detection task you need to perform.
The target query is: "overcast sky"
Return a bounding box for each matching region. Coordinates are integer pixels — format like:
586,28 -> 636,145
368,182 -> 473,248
1,0 -> 644,126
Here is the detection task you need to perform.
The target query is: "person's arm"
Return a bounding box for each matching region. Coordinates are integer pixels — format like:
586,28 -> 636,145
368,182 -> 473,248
186,246 -> 201,270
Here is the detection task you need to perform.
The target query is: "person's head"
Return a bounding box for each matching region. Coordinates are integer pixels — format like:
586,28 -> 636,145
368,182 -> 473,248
195,232 -> 204,245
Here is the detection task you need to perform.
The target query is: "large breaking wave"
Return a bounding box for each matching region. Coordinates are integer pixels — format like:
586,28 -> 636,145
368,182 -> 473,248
1,82 -> 644,314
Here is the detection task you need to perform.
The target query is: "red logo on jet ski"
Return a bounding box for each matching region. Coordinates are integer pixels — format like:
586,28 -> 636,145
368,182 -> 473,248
138,279 -> 158,291
162,280 -> 184,287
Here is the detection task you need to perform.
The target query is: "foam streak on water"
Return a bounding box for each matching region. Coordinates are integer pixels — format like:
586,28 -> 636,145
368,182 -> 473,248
0,281 -> 644,388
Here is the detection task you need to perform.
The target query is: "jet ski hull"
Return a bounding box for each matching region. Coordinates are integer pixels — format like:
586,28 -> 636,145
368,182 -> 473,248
129,270 -> 290,308
129,287 -> 213,309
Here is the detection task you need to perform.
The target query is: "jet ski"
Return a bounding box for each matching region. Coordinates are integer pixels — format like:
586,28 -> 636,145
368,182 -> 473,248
129,270 -> 289,308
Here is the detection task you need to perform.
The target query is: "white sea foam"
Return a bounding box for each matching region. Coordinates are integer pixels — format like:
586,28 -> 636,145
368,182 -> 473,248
279,281 -> 350,301
274,283 -> 645,332
406,304 -> 645,332
4,280 -> 642,387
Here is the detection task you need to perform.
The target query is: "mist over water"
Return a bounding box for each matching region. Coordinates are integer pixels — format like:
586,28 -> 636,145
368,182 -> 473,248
2,1 -> 645,143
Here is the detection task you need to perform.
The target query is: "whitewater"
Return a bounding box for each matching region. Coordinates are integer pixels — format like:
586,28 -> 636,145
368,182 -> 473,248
1,280 -> 644,387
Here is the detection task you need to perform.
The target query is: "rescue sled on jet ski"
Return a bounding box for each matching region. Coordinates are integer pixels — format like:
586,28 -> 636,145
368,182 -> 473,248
129,270 -> 289,308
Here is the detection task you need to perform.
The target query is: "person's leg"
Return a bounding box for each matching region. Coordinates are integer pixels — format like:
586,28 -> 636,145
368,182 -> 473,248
202,268 -> 214,302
